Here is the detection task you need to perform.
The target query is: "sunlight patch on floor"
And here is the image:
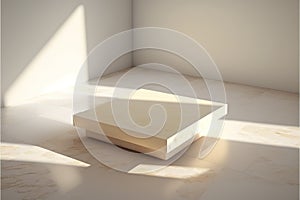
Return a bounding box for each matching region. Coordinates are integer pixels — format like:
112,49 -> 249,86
1,142 -> 90,167
129,164 -> 210,179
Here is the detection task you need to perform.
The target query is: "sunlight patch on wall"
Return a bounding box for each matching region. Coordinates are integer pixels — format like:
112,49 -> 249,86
4,5 -> 88,106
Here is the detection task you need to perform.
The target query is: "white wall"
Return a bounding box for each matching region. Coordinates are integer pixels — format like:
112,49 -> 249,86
2,0 -> 298,107
133,0 -> 299,93
1,0 -> 132,106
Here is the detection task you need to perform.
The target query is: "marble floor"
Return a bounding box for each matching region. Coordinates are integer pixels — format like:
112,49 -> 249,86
1,67 -> 299,200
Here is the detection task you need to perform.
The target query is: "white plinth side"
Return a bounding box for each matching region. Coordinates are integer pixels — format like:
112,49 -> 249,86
73,89 -> 227,160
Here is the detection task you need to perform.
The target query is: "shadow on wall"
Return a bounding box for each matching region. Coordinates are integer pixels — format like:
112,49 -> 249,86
1,0 -> 132,107
2,0 -> 298,127
2,1 -> 86,107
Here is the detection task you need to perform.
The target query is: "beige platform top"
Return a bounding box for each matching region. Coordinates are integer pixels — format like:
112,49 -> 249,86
74,89 -> 226,140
